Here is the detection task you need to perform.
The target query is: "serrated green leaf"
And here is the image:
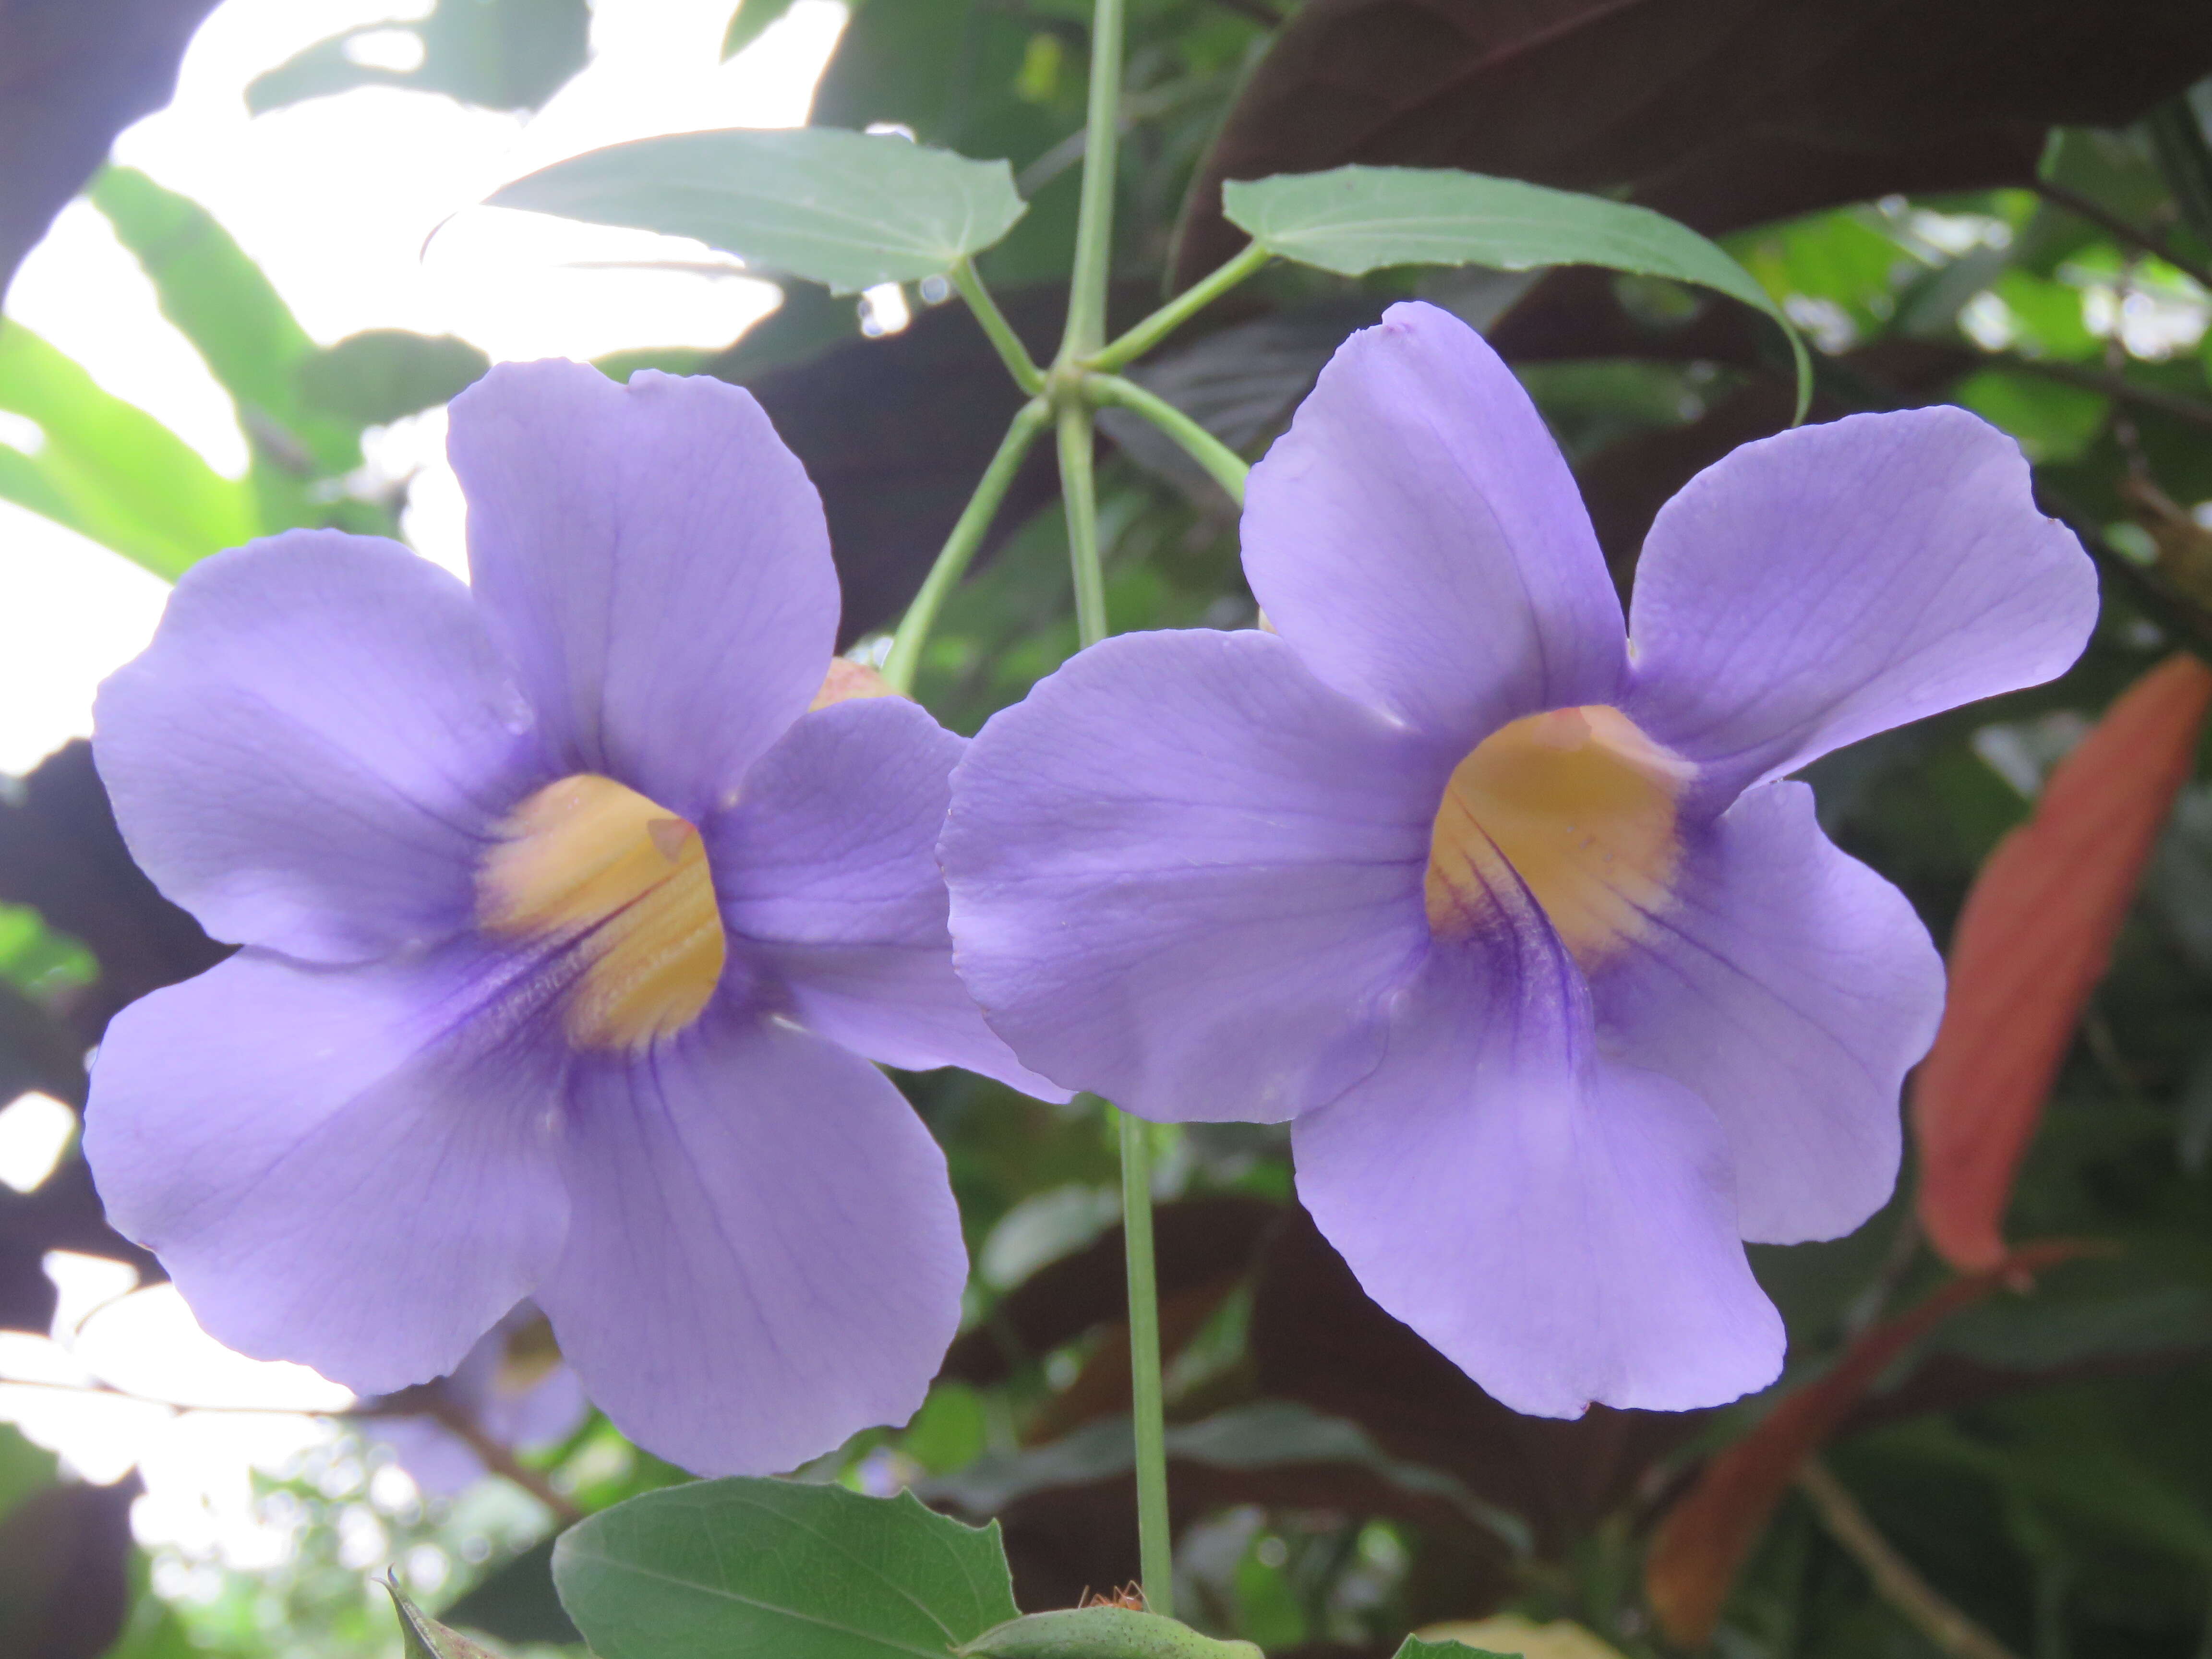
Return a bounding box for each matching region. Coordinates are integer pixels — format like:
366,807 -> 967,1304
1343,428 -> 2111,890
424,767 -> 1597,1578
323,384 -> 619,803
489,127 -> 1028,294
0,324 -> 256,577
723,0 -> 802,58
552,1477 -> 1020,1659
1222,165 -> 1810,417
387,1578 -> 499,1659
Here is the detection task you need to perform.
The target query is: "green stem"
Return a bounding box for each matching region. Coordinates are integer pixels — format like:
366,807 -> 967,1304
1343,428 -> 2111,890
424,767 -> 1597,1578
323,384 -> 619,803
952,258 -> 1045,395
1117,1107 -> 1173,1617
1057,401 -> 1110,648
1087,374 -> 1249,506
1058,0 -> 1170,1613
1087,241 -> 1270,373
1061,0 -> 1126,361
881,400 -> 1051,695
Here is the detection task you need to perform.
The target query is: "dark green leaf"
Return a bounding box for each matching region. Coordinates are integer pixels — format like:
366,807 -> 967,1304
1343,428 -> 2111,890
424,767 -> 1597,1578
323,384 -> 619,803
249,0 -> 589,114
387,1578 -> 499,1659
297,330 -> 490,427
436,1537 -> 580,1647
1221,166 -> 1810,413
489,127 -> 1028,294
552,1477 -> 1020,1659
1393,1639 -> 1519,1659
723,0 -> 802,58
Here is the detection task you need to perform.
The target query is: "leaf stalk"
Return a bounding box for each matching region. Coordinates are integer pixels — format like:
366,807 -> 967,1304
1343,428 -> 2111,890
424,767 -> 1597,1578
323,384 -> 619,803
1086,373 -> 1250,506
1087,241 -> 1272,373
881,399 -> 1052,694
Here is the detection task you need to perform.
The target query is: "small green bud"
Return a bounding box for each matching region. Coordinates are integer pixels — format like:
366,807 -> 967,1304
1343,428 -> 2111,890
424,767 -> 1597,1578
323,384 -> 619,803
957,1606 -> 1264,1659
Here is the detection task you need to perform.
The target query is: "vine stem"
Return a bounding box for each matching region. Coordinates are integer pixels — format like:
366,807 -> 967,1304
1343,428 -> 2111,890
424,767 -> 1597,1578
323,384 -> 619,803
1056,0 -> 1174,1615
881,400 -> 1052,695
952,257 -> 1045,395
1087,373 -> 1250,506
1087,241 -> 1270,373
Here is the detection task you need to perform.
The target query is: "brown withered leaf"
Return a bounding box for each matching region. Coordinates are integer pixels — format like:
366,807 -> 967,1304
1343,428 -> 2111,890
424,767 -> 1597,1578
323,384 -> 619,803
1172,0 -> 2212,289
1912,656 -> 2212,1273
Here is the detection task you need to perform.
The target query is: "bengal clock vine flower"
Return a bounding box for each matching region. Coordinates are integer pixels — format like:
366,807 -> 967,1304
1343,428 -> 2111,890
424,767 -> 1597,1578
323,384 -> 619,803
940,301 -> 2097,1416
84,361 -> 1061,1476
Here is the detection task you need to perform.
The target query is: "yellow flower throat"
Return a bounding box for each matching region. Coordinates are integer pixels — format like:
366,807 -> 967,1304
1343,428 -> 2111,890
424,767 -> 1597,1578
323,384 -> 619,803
478,774 -> 727,1052
1424,705 -> 1695,964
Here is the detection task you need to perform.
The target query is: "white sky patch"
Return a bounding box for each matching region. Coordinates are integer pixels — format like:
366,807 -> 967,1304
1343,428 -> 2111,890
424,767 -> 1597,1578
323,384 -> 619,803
0,0 -> 847,1562
0,0 -> 845,770
0,1092 -> 79,1193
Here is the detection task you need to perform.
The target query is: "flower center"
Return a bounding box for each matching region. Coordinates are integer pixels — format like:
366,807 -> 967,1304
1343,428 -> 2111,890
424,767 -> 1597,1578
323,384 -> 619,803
478,774 -> 727,1052
1425,706 -> 1695,965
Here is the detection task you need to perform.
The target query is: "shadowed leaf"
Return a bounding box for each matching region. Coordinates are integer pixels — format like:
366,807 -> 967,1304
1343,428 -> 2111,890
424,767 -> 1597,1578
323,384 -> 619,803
1172,0 -> 2212,288
0,0 -> 217,301
1644,1241 -> 2092,1645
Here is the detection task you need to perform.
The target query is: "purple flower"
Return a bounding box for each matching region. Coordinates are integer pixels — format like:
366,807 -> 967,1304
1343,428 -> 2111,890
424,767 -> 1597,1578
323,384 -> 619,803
940,302 -> 2096,1416
369,1308 -> 588,1497
84,361 -> 1059,1475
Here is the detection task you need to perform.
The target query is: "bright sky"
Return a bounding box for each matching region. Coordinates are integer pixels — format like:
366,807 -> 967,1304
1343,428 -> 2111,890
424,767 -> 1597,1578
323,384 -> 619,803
0,0 -> 847,1580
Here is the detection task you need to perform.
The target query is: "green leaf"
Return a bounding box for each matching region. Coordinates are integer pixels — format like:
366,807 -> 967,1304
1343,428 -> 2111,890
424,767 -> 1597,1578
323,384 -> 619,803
552,1477 -> 1020,1659
488,127 -> 1028,294
0,324 -> 256,578
298,330 -> 490,427
89,167 -> 362,476
436,1536 -> 580,1647
1221,165 -> 1811,418
0,1425 -> 56,1526
249,0 -> 589,114
387,1577 -> 500,1659
960,1607 -> 1262,1659
723,0 -> 802,58
1392,1640 -> 1519,1659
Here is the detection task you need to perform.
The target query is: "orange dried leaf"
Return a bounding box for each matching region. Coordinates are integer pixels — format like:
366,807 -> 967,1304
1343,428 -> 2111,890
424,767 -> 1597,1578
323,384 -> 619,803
1645,1241 -> 2089,1645
1912,653 -> 2212,1272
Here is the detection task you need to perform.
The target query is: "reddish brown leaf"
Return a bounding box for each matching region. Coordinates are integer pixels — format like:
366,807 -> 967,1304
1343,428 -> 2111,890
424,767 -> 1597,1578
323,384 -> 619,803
1912,654 -> 2212,1274
1644,1240 -> 2091,1646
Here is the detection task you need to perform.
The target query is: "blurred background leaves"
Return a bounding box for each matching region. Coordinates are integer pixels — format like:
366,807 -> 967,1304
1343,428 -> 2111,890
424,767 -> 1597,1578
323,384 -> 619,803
9,3 -> 2212,1658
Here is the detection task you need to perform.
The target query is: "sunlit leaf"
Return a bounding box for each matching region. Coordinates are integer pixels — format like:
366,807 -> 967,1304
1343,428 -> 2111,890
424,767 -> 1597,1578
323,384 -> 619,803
489,127 -> 1028,294
552,1477 -> 1019,1659
1913,654 -> 2212,1271
248,0 -> 589,114
1221,166 -> 1812,415
0,324 -> 255,578
723,0 -> 802,58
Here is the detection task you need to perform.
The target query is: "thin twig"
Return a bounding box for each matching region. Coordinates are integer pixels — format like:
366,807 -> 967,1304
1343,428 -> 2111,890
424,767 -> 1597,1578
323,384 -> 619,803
0,1375 -> 582,1523
1797,1459 -> 2024,1659
2033,181 -> 2212,292
416,1391 -> 583,1525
